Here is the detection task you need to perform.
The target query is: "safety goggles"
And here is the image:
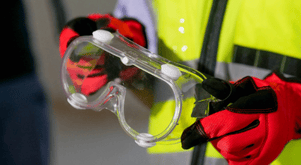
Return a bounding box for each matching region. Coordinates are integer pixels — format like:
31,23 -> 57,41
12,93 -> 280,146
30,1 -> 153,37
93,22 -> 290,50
61,30 -> 210,147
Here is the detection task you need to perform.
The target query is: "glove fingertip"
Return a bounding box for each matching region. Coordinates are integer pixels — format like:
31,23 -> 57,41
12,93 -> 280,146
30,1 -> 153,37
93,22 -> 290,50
202,78 -> 232,99
181,121 -> 209,150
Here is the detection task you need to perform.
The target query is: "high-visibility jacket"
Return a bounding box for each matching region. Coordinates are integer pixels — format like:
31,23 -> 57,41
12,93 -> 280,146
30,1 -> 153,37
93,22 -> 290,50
114,0 -> 301,164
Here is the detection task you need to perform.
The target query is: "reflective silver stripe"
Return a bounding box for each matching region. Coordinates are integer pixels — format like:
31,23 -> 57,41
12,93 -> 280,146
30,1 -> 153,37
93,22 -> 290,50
154,59 -> 200,103
181,59 -> 200,70
215,62 -> 270,81
148,151 -> 193,165
215,62 -> 293,81
232,46 -> 301,77
204,157 -> 228,165
154,58 -> 295,103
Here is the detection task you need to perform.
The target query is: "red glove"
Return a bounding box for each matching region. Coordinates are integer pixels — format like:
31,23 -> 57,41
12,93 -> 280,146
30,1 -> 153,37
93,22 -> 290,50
181,72 -> 301,165
59,14 -> 147,95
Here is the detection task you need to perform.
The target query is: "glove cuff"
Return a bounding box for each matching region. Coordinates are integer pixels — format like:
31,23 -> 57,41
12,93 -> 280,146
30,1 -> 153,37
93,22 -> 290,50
264,70 -> 301,84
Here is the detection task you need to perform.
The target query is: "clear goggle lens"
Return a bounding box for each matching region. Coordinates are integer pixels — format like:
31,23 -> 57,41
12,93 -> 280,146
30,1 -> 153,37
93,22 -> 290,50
61,31 -> 208,147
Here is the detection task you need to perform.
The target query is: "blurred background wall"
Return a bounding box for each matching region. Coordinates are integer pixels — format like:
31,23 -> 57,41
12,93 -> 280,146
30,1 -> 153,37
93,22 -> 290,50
23,0 -> 149,164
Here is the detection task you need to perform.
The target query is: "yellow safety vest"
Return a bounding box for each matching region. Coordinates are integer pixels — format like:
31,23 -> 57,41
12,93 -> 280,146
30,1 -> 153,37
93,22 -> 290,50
148,0 -> 301,164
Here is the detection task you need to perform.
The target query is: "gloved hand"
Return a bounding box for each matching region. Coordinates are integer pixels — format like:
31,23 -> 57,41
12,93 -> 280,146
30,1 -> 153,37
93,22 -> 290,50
181,72 -> 301,165
59,14 -> 147,95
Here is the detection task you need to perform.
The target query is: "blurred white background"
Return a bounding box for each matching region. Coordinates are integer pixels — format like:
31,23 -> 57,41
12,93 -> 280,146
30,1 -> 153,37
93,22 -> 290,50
23,0 -> 150,164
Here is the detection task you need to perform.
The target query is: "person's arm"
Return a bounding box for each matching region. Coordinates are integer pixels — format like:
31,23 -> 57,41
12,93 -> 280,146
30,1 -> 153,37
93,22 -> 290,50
182,71 -> 301,165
